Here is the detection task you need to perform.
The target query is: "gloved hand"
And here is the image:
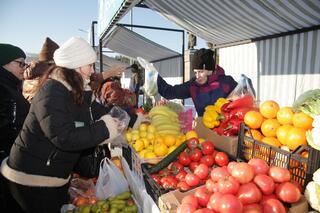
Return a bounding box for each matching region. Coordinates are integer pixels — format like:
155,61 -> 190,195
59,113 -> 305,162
23,60 -> 51,80
99,114 -> 122,144
133,113 -> 150,129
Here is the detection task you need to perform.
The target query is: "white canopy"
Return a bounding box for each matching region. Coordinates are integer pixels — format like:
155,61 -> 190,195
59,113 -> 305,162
102,26 -> 181,62
145,0 -> 320,47
95,54 -> 130,72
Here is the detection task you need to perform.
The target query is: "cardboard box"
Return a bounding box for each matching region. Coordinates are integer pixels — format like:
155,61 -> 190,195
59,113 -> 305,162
158,186 -> 309,213
194,117 -> 238,158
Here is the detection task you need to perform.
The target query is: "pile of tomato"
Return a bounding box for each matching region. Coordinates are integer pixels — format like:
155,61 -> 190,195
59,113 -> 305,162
151,139 -> 230,191
177,158 -> 302,213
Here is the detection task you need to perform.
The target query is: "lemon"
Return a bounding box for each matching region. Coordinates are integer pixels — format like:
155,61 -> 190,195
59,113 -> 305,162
139,149 -> 148,158
139,123 -> 148,132
134,139 -> 144,152
147,132 -> 155,141
131,133 -> 140,141
154,144 -> 168,157
164,135 -> 176,147
139,131 -> 147,138
142,138 -> 150,148
131,129 -> 139,135
185,130 -> 198,140
144,151 -> 157,158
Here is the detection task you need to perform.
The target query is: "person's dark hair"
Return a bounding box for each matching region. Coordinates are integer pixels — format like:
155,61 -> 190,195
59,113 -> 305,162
38,66 -> 84,105
192,48 -> 215,71
131,64 -> 139,73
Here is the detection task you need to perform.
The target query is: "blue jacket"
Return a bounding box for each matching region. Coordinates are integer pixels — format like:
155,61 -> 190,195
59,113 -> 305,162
157,66 -> 237,116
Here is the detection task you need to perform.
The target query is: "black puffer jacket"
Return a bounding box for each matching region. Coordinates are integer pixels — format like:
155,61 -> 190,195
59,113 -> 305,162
0,67 -> 30,156
7,77 -> 109,179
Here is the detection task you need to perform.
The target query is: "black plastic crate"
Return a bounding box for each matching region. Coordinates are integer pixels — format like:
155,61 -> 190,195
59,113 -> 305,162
122,146 -> 132,170
141,163 -> 170,203
237,122 -> 320,189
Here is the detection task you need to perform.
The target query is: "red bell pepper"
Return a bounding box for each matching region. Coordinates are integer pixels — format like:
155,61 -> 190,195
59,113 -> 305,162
230,107 -> 252,120
223,95 -> 254,112
223,119 -> 242,136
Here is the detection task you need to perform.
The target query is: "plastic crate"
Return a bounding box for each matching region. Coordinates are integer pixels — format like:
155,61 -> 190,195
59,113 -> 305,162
141,163 -> 170,203
122,146 -> 132,170
237,123 -> 320,189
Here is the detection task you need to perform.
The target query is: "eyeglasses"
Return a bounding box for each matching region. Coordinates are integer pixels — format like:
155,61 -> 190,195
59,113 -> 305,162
14,60 -> 29,68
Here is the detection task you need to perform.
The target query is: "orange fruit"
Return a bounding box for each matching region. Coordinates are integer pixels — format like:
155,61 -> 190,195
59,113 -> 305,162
164,135 -> 176,147
261,137 -> 281,147
261,119 -> 281,137
74,196 -> 89,207
260,100 -> 280,119
286,127 -> 307,150
276,107 -> 294,125
292,112 -> 313,130
276,124 -> 293,145
185,130 -> 198,140
245,129 -> 263,141
244,111 -> 264,129
301,151 -> 309,158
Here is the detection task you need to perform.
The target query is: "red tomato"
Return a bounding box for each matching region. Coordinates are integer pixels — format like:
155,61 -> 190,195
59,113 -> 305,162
262,199 -> 286,213
218,194 -> 243,213
170,162 -> 184,172
189,161 -> 200,171
237,182 -> 262,205
275,182 -> 301,203
260,194 -> 277,205
151,174 -> 161,185
217,176 -> 240,195
268,166 -> 290,183
248,158 -> 269,175
194,208 -> 217,213
177,181 -> 191,191
179,152 -> 191,166
190,148 -> 203,162
161,176 -> 178,189
182,194 -> 199,209
253,174 -> 275,195
289,180 -> 302,193
211,167 -> 230,182
194,163 -> 209,180
195,186 -> 211,207
177,203 -> 197,213
185,173 -> 200,187
175,170 -> 187,181
187,138 -> 200,149
227,161 -> 238,174
212,150 -> 219,160
243,204 -> 263,213
231,162 -> 255,184
207,192 -> 223,212
206,179 -> 216,193
214,152 -> 229,167
200,155 -> 214,167
201,141 -> 215,155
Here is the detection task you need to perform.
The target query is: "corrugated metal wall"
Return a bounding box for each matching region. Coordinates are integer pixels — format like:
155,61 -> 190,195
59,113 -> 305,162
219,30 -> 320,106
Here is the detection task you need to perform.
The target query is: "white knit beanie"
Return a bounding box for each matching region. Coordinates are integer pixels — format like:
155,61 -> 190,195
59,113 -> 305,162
53,37 -> 97,69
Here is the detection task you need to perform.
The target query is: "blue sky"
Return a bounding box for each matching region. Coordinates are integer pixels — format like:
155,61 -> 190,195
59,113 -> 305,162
0,0 -> 206,55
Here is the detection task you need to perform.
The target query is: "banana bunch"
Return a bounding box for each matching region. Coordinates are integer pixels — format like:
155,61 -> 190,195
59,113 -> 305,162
149,105 -> 181,135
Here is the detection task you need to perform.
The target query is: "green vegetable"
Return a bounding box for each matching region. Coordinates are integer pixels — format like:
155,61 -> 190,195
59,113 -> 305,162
306,116 -> 320,151
293,89 -> 320,118
115,191 -> 131,200
148,141 -> 187,174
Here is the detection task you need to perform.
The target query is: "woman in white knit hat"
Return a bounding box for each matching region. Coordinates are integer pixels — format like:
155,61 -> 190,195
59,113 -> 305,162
0,37 -> 131,213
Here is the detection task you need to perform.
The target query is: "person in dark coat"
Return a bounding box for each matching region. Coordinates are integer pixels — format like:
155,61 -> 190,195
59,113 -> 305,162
0,43 -> 28,212
157,48 -> 237,116
0,37 -> 126,213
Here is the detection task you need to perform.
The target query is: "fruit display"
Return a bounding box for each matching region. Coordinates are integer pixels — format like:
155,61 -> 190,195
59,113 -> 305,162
203,95 -> 256,136
146,136 -> 230,193
67,191 -> 138,213
243,100 -> 314,151
175,160 -> 303,213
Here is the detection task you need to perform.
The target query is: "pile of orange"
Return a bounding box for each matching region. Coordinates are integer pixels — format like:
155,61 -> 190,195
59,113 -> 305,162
244,100 -> 313,151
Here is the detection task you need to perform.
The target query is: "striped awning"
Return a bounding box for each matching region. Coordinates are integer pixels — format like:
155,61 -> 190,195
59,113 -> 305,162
102,26 -> 181,61
144,0 -> 320,47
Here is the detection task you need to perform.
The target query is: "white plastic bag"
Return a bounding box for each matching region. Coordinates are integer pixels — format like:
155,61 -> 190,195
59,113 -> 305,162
227,74 -> 256,101
107,106 -> 130,146
95,157 -> 129,200
137,57 -> 158,96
